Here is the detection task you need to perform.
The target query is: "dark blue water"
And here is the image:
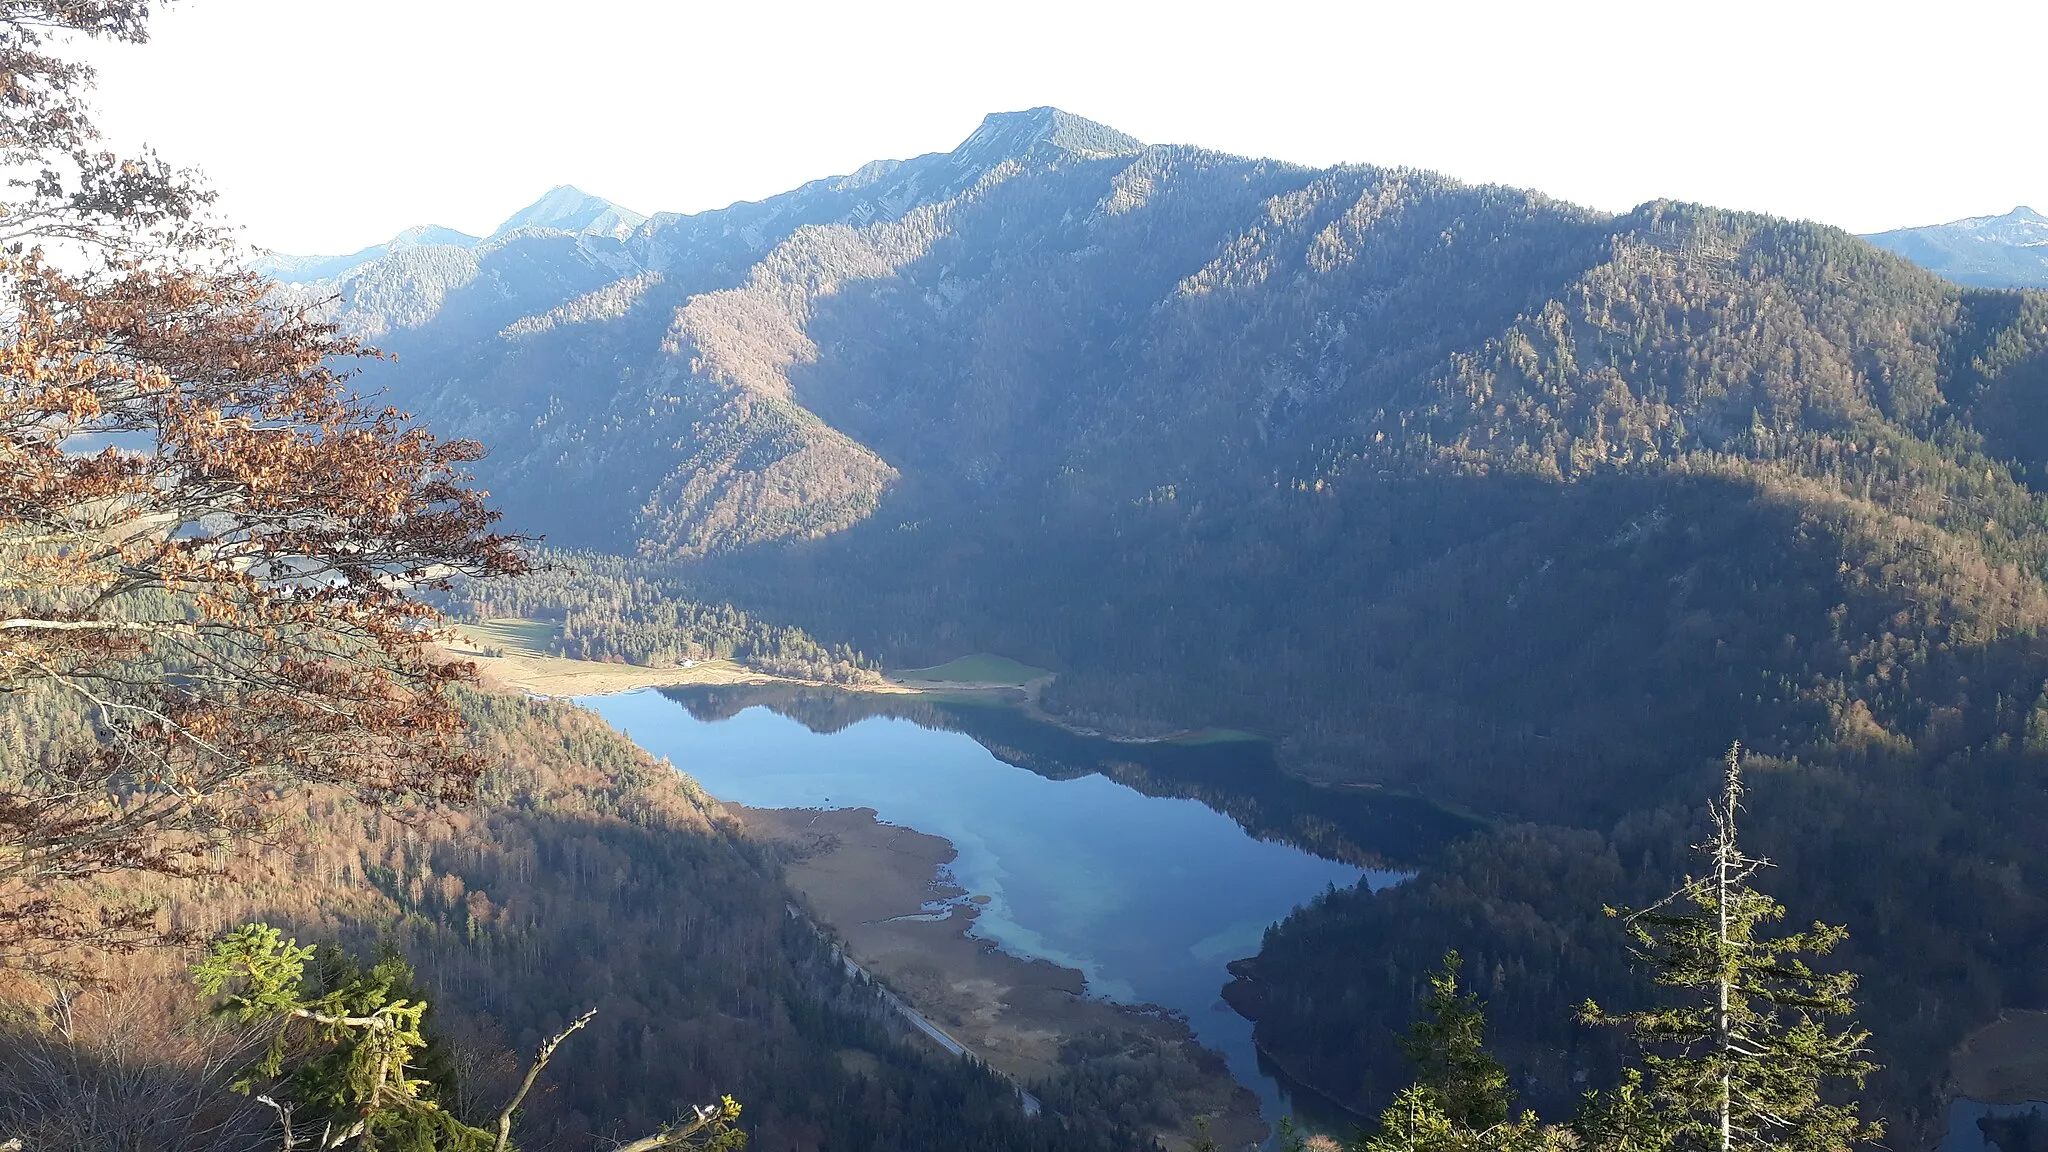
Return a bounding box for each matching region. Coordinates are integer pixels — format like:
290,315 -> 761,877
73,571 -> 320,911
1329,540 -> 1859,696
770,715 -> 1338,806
1941,1099 -> 2048,1152
583,688 -> 1400,1127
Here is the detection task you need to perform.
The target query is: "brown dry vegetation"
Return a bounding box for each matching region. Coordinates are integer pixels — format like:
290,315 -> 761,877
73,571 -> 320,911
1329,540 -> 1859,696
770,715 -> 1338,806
2,688 -> 1138,1151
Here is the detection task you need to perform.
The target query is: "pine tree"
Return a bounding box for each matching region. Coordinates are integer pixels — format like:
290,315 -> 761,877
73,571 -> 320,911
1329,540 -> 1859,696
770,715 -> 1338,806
1581,745 -> 1881,1152
1401,952 -> 1512,1131
1571,1069 -> 1670,1152
1352,954 -> 1566,1152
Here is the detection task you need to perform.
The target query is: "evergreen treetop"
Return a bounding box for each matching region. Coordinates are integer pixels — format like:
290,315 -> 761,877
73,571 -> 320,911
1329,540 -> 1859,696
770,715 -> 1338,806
1581,745 -> 1881,1152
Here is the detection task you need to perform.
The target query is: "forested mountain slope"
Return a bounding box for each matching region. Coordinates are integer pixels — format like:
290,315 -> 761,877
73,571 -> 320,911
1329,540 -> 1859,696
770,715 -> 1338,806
0,686 -> 1151,1152
291,110 -> 2048,1144
304,109 -> 2048,792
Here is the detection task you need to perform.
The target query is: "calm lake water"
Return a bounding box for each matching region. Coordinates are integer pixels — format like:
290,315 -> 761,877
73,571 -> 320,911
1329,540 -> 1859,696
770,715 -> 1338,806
582,686 -> 1446,1130
1940,1099 -> 2047,1152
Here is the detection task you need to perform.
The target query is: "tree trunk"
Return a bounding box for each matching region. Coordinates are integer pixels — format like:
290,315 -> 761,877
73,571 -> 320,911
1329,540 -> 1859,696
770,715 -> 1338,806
1718,834 -> 1733,1152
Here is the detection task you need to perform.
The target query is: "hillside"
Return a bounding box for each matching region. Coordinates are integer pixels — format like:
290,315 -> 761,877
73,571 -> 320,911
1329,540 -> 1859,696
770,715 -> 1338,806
0,685 -> 1160,1152
302,109 -> 2048,786
278,109 -> 2048,1143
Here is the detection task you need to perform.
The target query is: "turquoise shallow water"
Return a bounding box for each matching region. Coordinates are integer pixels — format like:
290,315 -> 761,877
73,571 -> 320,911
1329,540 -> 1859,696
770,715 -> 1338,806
582,688 -> 1395,1128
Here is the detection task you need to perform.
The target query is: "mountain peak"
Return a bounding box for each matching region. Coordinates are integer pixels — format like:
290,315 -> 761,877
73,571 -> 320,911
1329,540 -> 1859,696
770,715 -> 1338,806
950,107 -> 1144,167
251,223 -> 479,284
1862,204 -> 2048,289
488,185 -> 648,241
390,224 -> 480,248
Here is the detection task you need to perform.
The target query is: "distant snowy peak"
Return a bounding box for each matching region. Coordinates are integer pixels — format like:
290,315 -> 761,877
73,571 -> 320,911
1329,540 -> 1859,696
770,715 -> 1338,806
253,223 -> 480,284
1863,206 -> 2048,289
391,224 -> 484,247
486,185 -> 647,242
1934,205 -> 2048,243
1974,205 -> 2045,224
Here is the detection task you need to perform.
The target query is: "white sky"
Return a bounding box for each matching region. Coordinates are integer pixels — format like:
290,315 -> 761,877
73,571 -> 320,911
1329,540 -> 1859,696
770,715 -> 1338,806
79,0 -> 2047,256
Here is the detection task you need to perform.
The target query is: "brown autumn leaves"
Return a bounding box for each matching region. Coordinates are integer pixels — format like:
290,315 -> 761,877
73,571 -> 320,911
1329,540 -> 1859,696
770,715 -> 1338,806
0,2 -> 528,977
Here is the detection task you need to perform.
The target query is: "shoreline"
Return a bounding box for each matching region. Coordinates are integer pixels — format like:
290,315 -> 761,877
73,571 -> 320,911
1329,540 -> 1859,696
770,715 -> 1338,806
733,804 -> 1269,1151
1220,961 -> 1374,1130
444,636 -> 1250,748
1951,1010 -> 2048,1105
484,636 -> 2048,1146
443,635 -> 920,699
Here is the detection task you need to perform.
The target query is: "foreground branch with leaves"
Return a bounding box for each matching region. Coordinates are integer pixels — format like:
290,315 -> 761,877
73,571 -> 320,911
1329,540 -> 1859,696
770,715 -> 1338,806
194,925 -> 745,1152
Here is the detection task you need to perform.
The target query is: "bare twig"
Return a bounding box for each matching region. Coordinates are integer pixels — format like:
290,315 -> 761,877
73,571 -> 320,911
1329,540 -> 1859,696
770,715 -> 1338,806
610,1106 -> 722,1152
493,1008 -> 598,1152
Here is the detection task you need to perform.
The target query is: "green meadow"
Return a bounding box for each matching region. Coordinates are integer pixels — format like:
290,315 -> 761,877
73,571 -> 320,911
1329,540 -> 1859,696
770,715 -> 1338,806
894,654 -> 1051,686
462,617 -> 561,654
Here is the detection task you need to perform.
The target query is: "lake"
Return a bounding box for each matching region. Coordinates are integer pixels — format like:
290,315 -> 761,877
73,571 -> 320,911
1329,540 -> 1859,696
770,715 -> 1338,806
581,686 -> 1467,1131
1941,1099 -> 2048,1152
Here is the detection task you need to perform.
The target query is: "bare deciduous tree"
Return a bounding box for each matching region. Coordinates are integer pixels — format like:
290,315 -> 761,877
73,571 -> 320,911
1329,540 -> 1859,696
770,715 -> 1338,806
0,0 -> 527,976
0,965 -> 278,1151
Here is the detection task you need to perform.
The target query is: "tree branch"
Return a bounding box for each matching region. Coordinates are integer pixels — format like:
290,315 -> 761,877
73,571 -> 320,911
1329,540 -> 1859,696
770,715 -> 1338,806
0,617 -> 196,634
494,1008 -> 598,1152
609,1108 -> 722,1152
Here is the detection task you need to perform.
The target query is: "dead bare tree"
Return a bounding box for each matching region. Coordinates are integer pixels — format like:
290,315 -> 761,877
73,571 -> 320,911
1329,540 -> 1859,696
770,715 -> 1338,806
0,969 -> 278,1151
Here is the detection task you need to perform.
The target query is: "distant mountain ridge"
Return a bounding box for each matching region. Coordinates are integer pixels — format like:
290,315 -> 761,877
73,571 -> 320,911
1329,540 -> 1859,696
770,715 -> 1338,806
256,108 -> 1146,290
1862,205 -> 2048,288
251,223 -> 480,283
250,185 -> 645,284
269,106 -> 1181,529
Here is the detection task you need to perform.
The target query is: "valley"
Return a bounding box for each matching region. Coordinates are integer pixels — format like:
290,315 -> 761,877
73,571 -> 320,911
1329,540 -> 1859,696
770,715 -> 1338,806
325,108 -> 2048,811
577,687 -> 1429,1141
7,4 -> 2048,1144
356,103 -> 2048,1137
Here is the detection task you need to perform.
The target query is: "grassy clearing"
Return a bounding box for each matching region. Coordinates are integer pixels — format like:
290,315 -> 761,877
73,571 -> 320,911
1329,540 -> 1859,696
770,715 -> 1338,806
893,654 -> 1050,686
461,617 -> 561,655
1164,728 -> 1267,747
919,691 -> 1019,707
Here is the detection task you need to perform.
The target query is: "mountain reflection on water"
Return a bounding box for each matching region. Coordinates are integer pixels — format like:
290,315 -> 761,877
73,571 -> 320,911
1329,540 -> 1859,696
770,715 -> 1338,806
583,683 -> 1479,1133
656,682 -> 1480,871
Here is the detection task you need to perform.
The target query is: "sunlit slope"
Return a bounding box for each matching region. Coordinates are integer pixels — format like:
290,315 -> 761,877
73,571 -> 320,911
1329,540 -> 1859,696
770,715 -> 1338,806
309,109 -> 2048,796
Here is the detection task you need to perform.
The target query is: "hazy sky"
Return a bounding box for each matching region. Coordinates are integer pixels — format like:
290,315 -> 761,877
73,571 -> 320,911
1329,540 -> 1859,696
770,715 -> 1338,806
80,0 -> 2045,256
